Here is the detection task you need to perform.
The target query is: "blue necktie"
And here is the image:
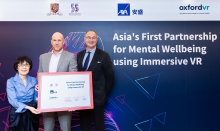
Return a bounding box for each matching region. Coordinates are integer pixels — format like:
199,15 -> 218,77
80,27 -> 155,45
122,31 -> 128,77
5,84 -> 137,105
83,52 -> 91,71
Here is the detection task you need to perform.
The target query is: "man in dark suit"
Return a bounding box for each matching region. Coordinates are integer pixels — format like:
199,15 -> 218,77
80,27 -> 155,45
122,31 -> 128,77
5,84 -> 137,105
77,30 -> 114,131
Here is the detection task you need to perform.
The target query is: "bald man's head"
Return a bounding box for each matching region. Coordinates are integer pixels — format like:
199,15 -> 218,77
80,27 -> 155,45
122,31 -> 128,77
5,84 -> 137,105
51,32 -> 64,40
51,32 -> 65,54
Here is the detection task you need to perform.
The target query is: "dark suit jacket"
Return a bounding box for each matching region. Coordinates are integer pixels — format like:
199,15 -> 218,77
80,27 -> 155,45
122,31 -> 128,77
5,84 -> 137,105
77,48 -> 114,105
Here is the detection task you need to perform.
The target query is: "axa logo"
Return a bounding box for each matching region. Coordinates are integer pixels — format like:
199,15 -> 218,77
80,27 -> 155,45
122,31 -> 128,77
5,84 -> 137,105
118,3 -> 130,16
179,4 -> 210,10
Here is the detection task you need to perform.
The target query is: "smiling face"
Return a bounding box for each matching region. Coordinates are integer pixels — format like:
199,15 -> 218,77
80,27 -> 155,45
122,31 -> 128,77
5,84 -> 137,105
84,31 -> 98,51
51,32 -> 65,54
17,61 -> 30,76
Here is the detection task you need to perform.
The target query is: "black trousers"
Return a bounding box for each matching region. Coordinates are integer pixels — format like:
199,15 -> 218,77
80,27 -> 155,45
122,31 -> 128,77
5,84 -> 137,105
79,104 -> 105,131
9,101 -> 39,131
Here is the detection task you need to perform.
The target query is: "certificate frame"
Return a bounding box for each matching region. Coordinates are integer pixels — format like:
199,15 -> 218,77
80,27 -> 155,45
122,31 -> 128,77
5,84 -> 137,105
37,71 -> 93,113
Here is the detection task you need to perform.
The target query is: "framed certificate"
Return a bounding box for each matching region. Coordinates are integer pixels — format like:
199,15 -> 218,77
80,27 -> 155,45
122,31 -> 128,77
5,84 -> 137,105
37,72 -> 93,112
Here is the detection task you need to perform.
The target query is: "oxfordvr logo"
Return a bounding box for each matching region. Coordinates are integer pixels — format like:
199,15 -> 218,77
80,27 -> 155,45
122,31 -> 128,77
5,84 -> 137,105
118,3 -> 130,16
179,4 -> 210,10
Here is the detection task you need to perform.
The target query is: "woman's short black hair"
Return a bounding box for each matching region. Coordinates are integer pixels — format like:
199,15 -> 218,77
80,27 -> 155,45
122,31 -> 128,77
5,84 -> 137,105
13,56 -> 33,72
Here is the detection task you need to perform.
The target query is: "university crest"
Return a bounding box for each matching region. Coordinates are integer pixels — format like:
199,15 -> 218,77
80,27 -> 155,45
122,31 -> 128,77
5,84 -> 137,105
47,3 -> 62,16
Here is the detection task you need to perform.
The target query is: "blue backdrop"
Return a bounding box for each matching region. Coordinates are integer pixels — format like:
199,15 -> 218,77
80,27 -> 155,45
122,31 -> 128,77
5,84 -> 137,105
0,21 -> 219,131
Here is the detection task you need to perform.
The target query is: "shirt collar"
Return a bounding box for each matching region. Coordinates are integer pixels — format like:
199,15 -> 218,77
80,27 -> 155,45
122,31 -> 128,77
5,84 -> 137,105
86,47 -> 96,54
52,49 -> 63,55
13,73 -> 31,84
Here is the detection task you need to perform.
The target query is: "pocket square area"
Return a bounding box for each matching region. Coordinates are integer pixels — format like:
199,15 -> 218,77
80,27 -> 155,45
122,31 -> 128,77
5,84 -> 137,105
97,61 -> 101,63
62,60 -> 68,63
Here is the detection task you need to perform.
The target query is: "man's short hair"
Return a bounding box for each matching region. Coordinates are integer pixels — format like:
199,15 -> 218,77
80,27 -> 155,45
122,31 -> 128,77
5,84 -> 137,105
85,30 -> 98,37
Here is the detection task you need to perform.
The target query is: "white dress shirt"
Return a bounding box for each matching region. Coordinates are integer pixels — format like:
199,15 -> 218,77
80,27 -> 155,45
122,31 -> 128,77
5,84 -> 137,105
49,50 -> 62,72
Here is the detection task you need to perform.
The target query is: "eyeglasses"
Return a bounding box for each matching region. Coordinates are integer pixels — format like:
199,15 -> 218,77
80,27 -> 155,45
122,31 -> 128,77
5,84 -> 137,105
85,36 -> 97,40
18,63 -> 30,68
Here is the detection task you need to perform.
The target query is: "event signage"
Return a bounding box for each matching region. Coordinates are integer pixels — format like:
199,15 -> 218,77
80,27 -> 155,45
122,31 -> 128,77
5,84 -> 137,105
37,72 -> 93,112
0,0 -> 218,21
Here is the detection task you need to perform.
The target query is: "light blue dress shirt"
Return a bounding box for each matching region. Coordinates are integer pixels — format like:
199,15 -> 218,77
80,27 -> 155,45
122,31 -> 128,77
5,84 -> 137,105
82,46 -> 96,70
6,73 -> 38,113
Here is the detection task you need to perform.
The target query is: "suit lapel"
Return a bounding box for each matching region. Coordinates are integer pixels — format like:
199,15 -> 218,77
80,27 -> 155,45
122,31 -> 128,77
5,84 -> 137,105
57,51 -> 66,71
79,50 -> 86,69
46,52 -> 52,72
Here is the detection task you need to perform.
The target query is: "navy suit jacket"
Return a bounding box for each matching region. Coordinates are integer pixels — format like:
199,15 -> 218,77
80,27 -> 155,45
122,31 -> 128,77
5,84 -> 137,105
77,48 -> 114,105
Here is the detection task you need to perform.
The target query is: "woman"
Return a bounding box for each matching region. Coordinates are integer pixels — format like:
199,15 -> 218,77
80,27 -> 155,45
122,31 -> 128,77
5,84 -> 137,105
6,56 -> 39,131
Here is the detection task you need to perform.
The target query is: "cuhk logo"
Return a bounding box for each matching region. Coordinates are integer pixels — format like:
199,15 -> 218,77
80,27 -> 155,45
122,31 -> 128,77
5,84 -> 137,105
118,3 -> 130,16
47,3 -> 63,16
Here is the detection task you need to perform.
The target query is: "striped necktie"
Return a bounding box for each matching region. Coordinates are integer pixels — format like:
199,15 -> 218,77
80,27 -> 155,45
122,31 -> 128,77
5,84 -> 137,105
83,52 -> 91,71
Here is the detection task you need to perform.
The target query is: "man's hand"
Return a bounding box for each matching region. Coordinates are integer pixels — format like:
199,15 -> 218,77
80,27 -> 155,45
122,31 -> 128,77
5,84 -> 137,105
35,85 -> 38,92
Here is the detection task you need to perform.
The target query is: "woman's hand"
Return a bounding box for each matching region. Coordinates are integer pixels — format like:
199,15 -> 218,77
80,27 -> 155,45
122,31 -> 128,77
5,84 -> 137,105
25,106 -> 40,114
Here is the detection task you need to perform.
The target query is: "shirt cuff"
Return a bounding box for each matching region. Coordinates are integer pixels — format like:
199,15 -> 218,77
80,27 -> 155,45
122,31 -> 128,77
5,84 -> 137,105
15,103 -> 27,113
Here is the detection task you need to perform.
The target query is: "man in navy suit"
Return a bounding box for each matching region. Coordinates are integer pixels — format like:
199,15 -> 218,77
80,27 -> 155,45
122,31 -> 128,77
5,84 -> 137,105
77,30 -> 114,131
